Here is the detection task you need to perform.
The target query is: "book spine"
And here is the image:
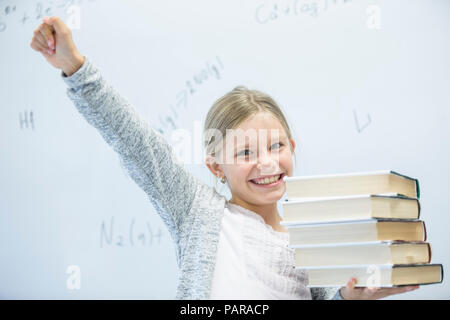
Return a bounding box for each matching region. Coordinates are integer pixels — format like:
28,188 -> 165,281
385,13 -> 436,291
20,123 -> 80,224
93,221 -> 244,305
417,199 -> 421,219
390,171 -> 420,199
415,178 -> 420,199
423,221 -> 427,242
427,242 -> 432,264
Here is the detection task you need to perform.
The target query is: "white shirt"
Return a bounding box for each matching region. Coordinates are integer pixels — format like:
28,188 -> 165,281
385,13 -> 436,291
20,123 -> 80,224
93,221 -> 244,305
209,202 -> 312,300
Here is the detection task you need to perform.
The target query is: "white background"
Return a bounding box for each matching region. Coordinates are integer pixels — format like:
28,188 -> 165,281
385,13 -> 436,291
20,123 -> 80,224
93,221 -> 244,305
0,0 -> 449,299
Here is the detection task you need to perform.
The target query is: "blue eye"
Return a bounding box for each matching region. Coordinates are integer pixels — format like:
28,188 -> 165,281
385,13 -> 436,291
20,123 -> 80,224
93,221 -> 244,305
237,149 -> 251,157
271,142 -> 282,149
237,143 -> 283,157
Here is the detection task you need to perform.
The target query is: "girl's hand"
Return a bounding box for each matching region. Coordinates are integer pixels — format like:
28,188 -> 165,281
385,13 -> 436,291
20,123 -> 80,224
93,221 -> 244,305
30,16 -> 84,76
339,278 -> 420,300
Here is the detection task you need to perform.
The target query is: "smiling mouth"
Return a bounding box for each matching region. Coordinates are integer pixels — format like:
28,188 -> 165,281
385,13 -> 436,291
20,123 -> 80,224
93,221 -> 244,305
249,173 -> 285,185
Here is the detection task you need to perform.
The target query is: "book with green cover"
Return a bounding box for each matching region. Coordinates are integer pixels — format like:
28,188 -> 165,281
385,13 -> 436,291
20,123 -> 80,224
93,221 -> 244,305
283,170 -> 420,200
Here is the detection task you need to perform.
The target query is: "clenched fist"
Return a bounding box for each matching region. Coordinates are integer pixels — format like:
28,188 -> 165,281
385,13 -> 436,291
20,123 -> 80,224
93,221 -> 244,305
30,16 -> 85,77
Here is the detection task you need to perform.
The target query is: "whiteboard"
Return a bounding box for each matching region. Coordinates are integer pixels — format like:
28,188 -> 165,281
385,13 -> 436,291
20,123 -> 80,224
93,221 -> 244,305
1,0 -> 449,299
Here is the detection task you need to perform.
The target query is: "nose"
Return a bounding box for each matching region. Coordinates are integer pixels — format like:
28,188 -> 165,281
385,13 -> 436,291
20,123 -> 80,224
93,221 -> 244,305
257,151 -> 279,175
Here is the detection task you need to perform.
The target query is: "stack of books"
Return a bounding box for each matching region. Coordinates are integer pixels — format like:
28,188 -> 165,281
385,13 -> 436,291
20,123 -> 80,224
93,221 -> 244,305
281,170 -> 443,288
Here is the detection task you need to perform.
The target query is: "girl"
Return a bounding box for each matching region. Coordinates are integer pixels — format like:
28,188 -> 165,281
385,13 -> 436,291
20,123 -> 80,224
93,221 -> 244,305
30,16 -> 419,300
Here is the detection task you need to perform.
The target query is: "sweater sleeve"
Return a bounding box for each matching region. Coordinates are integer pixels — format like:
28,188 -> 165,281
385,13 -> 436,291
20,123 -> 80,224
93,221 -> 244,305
310,287 -> 343,300
61,56 -> 200,244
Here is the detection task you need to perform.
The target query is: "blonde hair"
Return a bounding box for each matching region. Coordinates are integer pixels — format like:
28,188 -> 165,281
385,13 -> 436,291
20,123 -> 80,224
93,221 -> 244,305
204,86 -> 297,186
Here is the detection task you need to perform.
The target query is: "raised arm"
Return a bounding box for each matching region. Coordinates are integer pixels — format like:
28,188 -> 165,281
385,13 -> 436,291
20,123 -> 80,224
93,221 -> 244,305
61,57 -> 200,238
30,16 -> 201,243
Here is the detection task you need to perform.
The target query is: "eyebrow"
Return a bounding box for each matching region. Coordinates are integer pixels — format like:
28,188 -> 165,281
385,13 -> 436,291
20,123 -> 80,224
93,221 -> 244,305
234,135 -> 288,150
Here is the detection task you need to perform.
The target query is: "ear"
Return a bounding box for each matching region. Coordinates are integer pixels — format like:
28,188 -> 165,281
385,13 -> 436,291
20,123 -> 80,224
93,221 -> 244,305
205,155 -> 224,178
289,138 -> 296,153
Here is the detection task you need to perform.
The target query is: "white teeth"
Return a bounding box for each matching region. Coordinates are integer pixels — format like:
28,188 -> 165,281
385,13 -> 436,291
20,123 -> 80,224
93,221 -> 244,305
253,174 -> 281,185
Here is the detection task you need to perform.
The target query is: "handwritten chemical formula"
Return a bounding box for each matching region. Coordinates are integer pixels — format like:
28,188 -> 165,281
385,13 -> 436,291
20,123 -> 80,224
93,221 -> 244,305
100,216 -> 165,248
156,56 -> 224,136
0,0 -> 95,33
254,0 -> 353,24
19,110 -> 35,130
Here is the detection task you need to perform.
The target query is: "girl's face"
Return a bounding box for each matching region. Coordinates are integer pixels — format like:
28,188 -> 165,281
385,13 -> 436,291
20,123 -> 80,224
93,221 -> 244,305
212,112 -> 295,206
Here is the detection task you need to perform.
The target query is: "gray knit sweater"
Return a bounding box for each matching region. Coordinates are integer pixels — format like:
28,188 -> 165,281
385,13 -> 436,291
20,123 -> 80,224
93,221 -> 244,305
61,56 -> 343,300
